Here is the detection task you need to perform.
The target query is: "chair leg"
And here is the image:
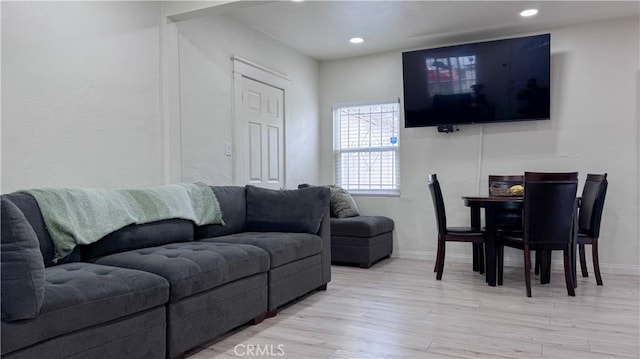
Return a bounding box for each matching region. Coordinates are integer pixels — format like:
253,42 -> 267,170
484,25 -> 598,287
542,251 -> 552,284
592,238 -> 603,285
472,243 -> 479,272
578,243 -> 589,277
434,237 -> 441,272
563,249 -> 576,296
524,245 -> 532,297
436,236 -> 445,280
497,245 -> 504,286
534,250 -> 540,275
478,243 -> 485,275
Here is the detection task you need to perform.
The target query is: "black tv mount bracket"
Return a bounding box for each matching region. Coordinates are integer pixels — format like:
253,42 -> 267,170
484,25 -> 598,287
437,124 -> 459,133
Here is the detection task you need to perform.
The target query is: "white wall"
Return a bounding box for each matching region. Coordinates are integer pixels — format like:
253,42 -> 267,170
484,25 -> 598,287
174,14 -> 320,187
319,17 -> 640,273
1,2 -> 164,192
1,1 -> 320,192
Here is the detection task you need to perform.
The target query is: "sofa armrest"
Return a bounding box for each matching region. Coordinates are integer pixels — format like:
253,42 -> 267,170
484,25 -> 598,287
298,184 -> 331,285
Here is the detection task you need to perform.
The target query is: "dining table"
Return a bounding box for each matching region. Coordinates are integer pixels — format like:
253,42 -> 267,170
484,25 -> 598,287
462,196 -> 523,286
463,195 -> 578,287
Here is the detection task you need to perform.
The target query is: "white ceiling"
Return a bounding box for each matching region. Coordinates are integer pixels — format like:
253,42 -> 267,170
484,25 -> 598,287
222,1 -> 639,61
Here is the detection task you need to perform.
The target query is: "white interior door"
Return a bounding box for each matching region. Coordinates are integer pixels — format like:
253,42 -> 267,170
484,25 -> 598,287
237,76 -> 285,189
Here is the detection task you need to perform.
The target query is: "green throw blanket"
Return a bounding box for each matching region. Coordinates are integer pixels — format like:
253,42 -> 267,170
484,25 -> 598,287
22,183 -> 223,261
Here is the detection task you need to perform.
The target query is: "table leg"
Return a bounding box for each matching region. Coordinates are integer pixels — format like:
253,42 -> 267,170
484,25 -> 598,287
484,207 -> 497,286
470,208 -> 481,272
470,207 -> 481,230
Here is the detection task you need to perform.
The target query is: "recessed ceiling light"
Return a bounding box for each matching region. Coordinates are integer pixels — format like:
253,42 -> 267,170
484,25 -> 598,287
292,0 -> 304,2
350,37 -> 364,44
520,9 -> 538,17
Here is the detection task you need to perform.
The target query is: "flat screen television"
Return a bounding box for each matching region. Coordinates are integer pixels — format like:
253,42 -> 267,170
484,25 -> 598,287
402,33 -> 550,128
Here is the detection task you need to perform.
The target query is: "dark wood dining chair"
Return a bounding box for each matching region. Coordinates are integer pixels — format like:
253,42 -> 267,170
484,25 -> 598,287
428,174 -> 485,280
489,175 -> 551,280
577,173 -> 608,285
497,172 -> 578,297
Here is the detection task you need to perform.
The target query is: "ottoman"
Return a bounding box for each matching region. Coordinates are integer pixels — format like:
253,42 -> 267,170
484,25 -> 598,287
330,216 -> 394,268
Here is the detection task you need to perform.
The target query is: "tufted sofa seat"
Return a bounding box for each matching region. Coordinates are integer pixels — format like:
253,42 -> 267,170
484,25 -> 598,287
92,242 -> 270,302
92,241 -> 271,357
202,232 -> 321,268
201,232 -> 323,309
1,262 -> 169,359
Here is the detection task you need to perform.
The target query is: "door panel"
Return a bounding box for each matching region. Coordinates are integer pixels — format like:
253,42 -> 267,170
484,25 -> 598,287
248,122 -> 262,182
247,90 -> 261,112
267,126 -> 280,182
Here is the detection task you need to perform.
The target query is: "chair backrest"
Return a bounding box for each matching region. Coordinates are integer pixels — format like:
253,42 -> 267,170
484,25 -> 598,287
578,173 -> 608,238
427,174 -> 447,235
523,172 -> 578,245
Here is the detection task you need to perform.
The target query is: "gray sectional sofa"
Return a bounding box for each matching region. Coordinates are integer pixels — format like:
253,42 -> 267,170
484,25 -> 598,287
1,185 -> 331,359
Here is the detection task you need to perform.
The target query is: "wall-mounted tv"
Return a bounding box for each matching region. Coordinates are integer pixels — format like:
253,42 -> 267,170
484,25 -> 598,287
402,33 -> 550,128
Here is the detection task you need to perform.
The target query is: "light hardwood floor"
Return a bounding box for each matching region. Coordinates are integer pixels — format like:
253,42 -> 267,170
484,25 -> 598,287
187,258 -> 640,359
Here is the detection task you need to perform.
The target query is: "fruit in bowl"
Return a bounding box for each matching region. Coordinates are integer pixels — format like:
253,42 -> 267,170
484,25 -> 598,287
509,184 -> 524,196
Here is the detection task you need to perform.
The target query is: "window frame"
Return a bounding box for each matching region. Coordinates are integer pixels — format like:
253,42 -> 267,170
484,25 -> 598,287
332,100 -> 401,197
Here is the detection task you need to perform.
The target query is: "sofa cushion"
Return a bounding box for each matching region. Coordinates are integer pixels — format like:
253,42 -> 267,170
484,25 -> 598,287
92,242 -> 269,302
1,198 -> 46,321
245,185 -> 329,234
195,186 -> 246,239
331,216 -> 395,237
4,193 -> 81,266
201,232 -> 322,268
0,262 -> 169,355
82,219 -> 194,261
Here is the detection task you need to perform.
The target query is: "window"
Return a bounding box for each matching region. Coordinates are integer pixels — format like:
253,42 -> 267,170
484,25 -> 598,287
333,101 -> 400,195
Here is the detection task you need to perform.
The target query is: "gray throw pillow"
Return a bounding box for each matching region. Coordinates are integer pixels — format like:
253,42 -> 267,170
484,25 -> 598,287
245,185 -> 329,234
1,197 -> 46,321
328,185 -> 361,218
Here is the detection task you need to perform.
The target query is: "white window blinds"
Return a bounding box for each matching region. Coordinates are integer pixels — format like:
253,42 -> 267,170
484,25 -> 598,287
333,101 -> 400,195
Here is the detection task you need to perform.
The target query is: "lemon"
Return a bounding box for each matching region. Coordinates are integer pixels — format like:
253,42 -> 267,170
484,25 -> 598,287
509,184 -> 524,195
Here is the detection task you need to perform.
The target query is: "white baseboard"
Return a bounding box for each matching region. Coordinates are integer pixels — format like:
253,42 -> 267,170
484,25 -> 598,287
395,250 -> 640,276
